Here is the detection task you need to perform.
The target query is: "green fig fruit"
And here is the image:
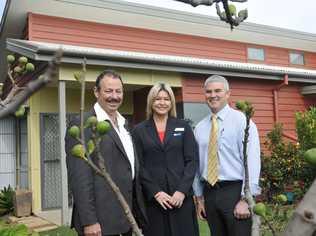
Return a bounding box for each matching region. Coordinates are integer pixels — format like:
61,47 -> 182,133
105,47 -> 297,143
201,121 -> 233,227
73,71 -> 83,82
235,100 -> 247,111
87,139 -> 95,155
238,9 -> 248,19
71,144 -> 86,159
68,125 -> 80,139
304,148 -> 316,166
7,55 -> 15,64
276,194 -> 287,204
228,4 -> 237,16
96,121 -> 111,135
25,63 -> 35,72
0,83 -> 3,96
18,56 -> 28,65
14,66 -> 23,74
15,106 -> 26,118
85,116 -> 98,128
253,202 -> 266,217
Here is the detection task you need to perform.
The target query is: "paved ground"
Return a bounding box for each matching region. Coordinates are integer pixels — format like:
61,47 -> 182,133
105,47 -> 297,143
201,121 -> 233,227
8,215 -> 58,232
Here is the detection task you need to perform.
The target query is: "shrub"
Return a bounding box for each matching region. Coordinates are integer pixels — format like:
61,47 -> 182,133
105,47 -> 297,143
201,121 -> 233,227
260,124 -> 312,201
0,222 -> 28,236
0,185 -> 14,216
39,226 -> 78,236
296,107 -> 316,152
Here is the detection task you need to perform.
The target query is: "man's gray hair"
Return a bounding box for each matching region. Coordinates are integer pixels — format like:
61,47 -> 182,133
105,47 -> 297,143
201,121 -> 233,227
204,75 -> 230,91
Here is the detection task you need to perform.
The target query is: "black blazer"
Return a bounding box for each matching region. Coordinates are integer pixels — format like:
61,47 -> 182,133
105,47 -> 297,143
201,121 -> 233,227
65,110 -> 147,235
132,117 -> 198,202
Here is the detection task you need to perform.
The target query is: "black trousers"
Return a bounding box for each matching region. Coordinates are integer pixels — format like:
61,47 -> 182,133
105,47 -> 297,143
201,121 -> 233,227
203,181 -> 251,236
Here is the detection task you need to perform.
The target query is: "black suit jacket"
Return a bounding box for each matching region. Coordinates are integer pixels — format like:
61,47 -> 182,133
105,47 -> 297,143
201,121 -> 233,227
65,110 -> 147,235
132,117 -> 198,201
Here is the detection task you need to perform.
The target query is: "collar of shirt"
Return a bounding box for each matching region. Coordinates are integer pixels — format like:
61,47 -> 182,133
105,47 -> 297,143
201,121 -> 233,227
94,102 -> 125,127
211,104 -> 230,122
93,102 -> 135,178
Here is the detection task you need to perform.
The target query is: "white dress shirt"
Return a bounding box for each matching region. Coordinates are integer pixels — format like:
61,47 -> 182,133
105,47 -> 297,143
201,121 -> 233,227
193,104 -> 261,196
94,102 -> 135,178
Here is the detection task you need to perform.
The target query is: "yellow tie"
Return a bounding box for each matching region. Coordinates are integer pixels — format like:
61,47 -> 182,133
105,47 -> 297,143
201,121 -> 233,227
207,115 -> 219,186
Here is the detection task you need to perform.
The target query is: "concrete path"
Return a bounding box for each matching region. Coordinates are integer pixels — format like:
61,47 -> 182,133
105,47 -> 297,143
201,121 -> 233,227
8,215 -> 58,233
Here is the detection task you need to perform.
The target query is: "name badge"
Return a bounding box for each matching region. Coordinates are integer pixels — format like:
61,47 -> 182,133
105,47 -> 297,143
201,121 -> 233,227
174,127 -> 184,132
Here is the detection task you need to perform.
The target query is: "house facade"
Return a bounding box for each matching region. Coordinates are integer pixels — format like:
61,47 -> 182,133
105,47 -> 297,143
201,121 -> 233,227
1,0 -> 316,223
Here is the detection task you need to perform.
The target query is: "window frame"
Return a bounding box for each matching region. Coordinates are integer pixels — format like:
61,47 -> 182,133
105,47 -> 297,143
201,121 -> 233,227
247,47 -> 265,61
289,51 -> 305,65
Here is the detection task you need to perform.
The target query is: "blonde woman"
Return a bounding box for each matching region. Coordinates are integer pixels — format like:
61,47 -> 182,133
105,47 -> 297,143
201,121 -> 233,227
132,82 -> 199,236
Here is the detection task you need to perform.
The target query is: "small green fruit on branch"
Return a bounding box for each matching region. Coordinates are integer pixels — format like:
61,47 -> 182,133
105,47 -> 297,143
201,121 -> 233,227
172,0 -> 247,29
235,100 -> 262,236
14,105 -> 26,118
7,55 -> 15,64
304,148 -> 316,166
68,115 -> 144,236
72,60 -> 144,235
68,125 -> 80,139
276,194 -> 288,204
71,144 -> 86,160
216,1 -> 248,30
254,202 -> 266,218
0,50 -> 63,119
85,116 -> 98,128
96,121 -> 111,135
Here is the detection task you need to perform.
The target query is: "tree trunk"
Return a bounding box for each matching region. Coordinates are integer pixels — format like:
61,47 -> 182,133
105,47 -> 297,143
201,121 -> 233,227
283,179 -> 316,236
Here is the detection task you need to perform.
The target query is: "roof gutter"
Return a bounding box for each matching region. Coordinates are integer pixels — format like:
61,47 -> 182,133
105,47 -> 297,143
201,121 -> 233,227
6,38 -> 316,84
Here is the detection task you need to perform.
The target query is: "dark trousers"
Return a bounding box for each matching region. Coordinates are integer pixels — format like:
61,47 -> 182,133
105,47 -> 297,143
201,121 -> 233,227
203,181 -> 251,236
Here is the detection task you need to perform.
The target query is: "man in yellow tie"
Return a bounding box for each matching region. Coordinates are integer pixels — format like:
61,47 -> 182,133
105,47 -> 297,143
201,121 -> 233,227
193,75 -> 261,236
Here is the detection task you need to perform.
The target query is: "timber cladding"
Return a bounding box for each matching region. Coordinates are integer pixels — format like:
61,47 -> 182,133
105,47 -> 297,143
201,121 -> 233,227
27,13 -> 316,69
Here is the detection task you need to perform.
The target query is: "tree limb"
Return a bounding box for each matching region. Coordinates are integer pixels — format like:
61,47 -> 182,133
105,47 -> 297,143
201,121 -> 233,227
239,102 -> 261,236
283,179 -> 316,236
174,0 -> 219,7
0,49 -> 63,119
173,0 -> 248,29
173,0 -> 246,6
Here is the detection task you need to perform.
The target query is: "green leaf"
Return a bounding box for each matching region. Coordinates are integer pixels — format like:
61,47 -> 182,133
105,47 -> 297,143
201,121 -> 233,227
11,224 -> 28,236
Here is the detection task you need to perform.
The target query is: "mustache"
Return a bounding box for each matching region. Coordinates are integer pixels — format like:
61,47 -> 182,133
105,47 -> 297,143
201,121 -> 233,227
106,98 -> 122,103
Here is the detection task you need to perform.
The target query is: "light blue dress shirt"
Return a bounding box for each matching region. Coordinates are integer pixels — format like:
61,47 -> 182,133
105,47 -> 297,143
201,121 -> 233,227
193,104 -> 261,197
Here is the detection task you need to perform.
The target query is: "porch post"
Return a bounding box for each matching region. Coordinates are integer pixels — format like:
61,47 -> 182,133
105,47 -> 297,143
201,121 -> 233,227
58,80 -> 69,225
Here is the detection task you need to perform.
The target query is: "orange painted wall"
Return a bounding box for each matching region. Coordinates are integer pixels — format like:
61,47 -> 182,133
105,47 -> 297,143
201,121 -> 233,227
27,13 -> 316,70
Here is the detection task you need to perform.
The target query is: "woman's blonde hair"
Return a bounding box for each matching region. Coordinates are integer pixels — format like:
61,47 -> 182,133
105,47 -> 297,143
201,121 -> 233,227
146,82 -> 177,119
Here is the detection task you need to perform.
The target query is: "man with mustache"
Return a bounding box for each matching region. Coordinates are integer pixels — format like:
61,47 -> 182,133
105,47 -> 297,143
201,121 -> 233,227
193,75 -> 261,236
66,70 -> 147,236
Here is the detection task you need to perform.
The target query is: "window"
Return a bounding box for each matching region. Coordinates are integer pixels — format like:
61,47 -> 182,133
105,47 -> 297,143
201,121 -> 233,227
289,52 -> 304,65
247,47 -> 265,61
183,103 -> 210,128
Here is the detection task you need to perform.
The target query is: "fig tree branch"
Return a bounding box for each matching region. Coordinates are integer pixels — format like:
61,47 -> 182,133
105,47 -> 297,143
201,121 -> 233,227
0,50 -> 63,119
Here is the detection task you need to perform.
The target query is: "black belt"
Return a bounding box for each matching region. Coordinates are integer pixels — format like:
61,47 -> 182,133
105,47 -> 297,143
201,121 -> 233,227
203,180 -> 242,189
